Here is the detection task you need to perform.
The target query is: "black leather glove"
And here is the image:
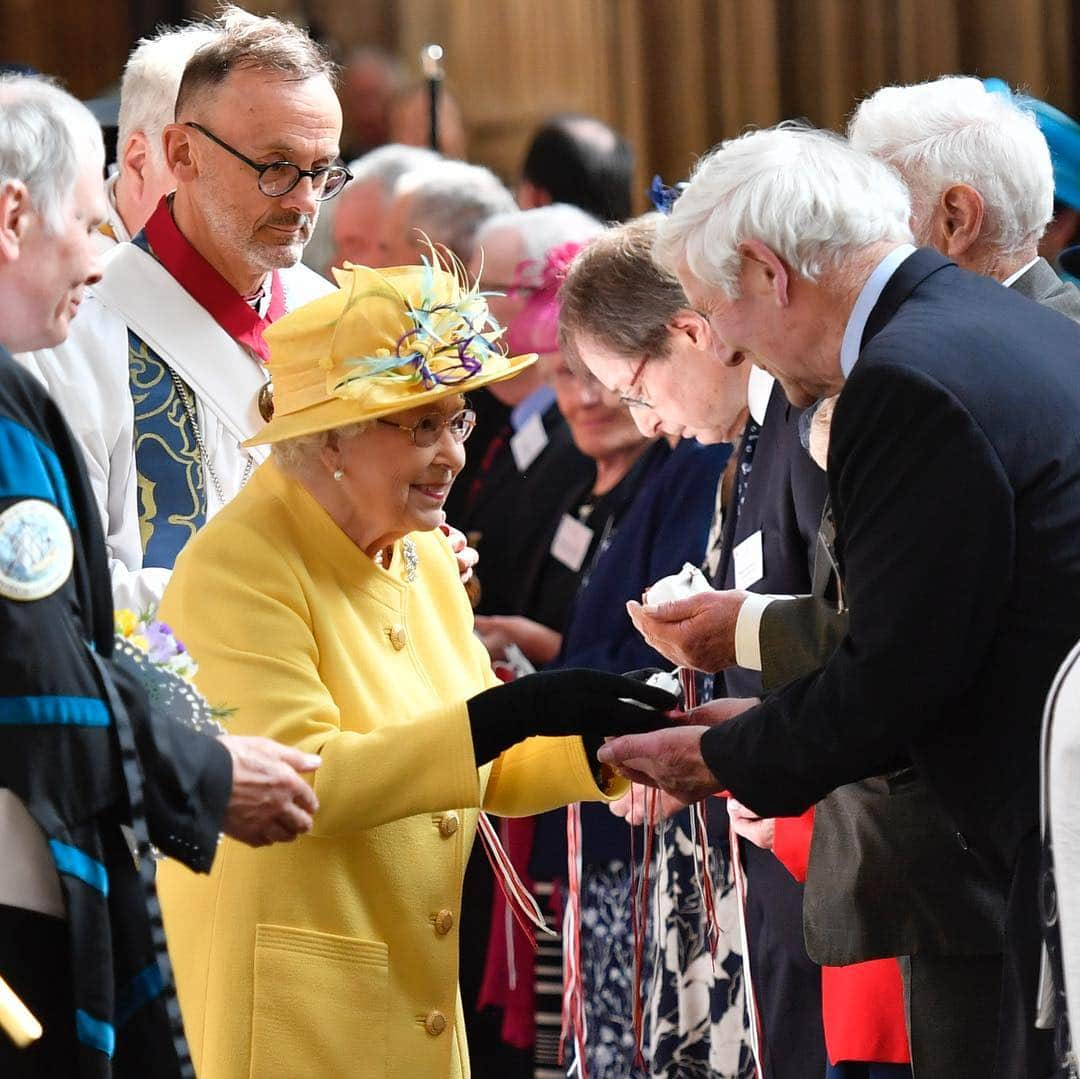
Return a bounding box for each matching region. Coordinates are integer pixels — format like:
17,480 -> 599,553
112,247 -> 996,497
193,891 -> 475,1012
467,668 -> 678,766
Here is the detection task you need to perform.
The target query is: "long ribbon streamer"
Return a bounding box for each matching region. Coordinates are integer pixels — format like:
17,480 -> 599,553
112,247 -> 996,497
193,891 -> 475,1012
476,812 -> 554,946
559,802 -> 588,1077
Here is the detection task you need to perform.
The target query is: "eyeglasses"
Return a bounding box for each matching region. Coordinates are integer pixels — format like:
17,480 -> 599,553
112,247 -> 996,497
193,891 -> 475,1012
377,408 -> 477,447
618,355 -> 654,409
184,122 -> 352,201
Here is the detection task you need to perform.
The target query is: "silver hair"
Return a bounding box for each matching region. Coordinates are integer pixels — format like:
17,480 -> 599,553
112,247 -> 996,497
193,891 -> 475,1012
117,24 -> 220,167
655,123 -> 913,297
848,76 -> 1054,256
345,144 -> 442,193
0,74 -> 103,233
474,203 -> 604,283
271,422 -> 370,472
397,161 -> 517,264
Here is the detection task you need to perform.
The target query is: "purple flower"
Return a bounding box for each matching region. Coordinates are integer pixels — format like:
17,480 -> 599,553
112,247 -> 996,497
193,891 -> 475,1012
145,620 -> 181,665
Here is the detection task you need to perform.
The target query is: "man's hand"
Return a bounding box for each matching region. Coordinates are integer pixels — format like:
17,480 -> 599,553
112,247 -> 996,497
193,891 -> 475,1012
474,615 -> 562,665
441,520 -> 478,584
626,589 -> 749,672
218,735 -> 321,848
727,796 -> 775,851
609,782 -> 693,825
597,726 -> 721,803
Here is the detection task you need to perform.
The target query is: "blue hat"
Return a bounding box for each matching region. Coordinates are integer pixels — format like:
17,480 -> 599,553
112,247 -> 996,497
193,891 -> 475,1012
983,77 -> 1080,211
1058,245 -> 1080,278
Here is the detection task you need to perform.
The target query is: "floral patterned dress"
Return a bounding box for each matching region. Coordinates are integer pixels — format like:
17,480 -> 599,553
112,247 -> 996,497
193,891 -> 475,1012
644,807 -> 756,1078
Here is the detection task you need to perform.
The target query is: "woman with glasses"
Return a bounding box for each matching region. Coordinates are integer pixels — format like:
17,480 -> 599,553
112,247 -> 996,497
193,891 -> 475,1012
154,255 -> 676,1079
459,232 -> 726,1079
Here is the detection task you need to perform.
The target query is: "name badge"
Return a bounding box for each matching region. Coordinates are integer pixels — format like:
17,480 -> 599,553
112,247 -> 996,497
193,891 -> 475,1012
733,529 -> 764,590
510,412 -> 549,472
550,513 -> 594,572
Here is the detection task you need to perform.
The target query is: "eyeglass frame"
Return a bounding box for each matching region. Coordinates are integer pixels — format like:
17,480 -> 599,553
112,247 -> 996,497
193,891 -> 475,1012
183,122 -> 352,201
618,355 -> 654,409
376,407 -> 477,447
616,306 -> 713,409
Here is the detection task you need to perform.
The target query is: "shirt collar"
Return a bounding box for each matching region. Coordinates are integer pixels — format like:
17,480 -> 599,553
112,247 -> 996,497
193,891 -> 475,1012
1001,256 -> 1041,289
510,383 -> 556,431
103,172 -> 131,244
747,365 -> 774,425
839,243 -> 918,377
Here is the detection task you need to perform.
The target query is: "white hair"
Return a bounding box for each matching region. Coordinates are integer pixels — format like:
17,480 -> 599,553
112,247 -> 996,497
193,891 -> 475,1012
117,24 -> 220,167
346,143 -> 442,193
848,76 -> 1054,256
0,74 -> 103,233
655,123 -> 913,297
271,421 -> 370,472
396,161 -> 517,263
474,203 -> 604,281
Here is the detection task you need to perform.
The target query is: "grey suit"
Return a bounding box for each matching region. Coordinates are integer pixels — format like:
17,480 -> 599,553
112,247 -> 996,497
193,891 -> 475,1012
754,257 -> 1080,1076
1012,254 -> 1080,319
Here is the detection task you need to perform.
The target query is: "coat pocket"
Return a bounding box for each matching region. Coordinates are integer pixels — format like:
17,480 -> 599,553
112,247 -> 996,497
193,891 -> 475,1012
250,924 -> 389,1079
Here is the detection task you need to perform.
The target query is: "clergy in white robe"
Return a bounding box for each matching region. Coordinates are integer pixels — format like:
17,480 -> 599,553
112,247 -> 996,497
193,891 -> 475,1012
21,203 -> 333,611
20,17 -> 344,612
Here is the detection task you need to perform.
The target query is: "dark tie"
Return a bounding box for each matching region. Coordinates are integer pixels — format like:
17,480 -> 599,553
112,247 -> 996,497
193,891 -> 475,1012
735,418 -> 761,511
700,418 -> 762,700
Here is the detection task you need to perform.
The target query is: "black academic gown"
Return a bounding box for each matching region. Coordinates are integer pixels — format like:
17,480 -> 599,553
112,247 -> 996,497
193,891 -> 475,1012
0,346 -> 231,1078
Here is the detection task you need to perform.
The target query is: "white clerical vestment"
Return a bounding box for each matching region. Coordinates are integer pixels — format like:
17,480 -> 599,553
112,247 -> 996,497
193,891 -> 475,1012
20,240 -> 333,611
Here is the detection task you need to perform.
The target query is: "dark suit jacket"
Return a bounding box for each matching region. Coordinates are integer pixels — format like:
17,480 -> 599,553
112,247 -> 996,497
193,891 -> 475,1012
760,255 -> 1080,688
752,255 -> 1080,964
701,248 -> 1080,883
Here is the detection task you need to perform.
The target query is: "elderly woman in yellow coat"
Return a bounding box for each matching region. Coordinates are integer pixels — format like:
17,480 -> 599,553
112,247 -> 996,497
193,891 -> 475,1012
155,256 -> 675,1079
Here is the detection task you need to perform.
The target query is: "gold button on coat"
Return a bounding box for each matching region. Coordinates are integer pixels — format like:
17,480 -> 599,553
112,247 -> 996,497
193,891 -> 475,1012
434,909 -> 454,935
438,812 -> 459,837
388,624 -> 407,650
425,1009 -> 447,1036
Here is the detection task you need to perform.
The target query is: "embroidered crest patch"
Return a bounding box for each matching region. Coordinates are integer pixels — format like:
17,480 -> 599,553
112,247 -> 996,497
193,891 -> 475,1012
0,499 -> 74,601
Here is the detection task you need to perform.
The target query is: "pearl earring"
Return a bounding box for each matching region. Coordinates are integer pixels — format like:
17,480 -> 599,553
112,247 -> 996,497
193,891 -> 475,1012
333,468 -> 345,482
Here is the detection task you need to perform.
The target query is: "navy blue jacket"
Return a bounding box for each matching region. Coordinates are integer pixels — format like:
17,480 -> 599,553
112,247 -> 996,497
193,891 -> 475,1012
702,248 -> 1080,873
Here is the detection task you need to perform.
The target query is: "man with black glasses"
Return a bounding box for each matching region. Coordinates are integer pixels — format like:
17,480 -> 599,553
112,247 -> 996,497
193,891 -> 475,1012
23,5 -> 343,611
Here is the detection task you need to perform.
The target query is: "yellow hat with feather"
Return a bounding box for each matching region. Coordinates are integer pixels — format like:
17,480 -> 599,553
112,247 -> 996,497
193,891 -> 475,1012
244,249 -> 537,446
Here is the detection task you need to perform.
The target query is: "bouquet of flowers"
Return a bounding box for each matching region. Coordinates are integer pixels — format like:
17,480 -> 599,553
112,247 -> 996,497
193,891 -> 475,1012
113,607 -> 227,736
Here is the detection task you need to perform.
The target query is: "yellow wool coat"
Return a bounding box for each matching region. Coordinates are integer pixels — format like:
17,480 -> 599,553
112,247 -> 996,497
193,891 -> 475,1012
157,460 -> 619,1079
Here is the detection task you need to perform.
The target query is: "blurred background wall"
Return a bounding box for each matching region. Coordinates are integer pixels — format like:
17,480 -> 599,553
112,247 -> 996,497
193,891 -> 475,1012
2,0 -> 1076,212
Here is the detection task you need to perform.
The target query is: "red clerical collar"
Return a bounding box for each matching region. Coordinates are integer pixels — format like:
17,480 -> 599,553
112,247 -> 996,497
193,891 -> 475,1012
142,197 -> 286,362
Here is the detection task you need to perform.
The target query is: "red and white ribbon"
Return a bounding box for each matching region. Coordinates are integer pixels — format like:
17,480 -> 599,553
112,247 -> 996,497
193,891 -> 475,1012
560,802 -> 589,1077
476,811 -> 554,946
